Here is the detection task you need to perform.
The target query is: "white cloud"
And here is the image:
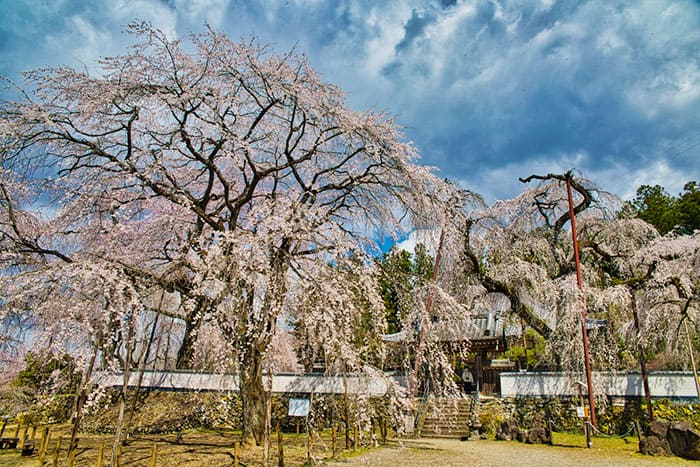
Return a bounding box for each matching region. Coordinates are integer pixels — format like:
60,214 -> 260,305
461,152 -> 591,204
395,228 -> 442,256
174,0 -> 231,28
108,0 -> 178,38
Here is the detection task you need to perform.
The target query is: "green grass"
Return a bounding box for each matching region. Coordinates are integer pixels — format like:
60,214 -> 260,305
549,431 -> 696,465
552,431 -> 638,450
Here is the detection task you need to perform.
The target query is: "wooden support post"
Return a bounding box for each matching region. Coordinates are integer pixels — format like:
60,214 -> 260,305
277,423 -> 284,467
97,442 -> 104,467
18,426 -> 26,449
30,425 -> 36,441
116,444 -> 122,467
38,427 -> 50,463
382,418 -> 388,445
332,424 -> 337,458
233,440 -> 240,466
149,443 -> 157,467
635,420 -> 643,444
52,436 -> 62,467
67,444 -> 76,467
353,424 -> 359,451
306,428 -> 313,466
67,436 -> 80,467
0,418 -> 8,438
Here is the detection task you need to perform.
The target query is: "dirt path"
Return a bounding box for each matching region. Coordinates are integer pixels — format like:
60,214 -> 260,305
324,438 -> 694,467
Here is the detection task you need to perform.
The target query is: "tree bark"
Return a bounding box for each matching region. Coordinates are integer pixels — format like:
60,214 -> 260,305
263,357 -> 273,466
125,312 -> 160,437
461,223 -> 553,339
112,319 -> 135,465
631,291 -> 654,425
239,241 -> 290,446
68,337 -> 100,460
176,299 -> 206,369
241,343 -> 266,446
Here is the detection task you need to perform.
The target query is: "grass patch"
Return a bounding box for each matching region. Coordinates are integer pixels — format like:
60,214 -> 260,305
549,431 -> 695,465
552,431 -> 638,450
0,422 -> 383,466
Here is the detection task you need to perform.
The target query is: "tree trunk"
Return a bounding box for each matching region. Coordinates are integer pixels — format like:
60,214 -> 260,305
112,320 -> 135,465
68,337 -> 100,460
631,291 -> 654,425
263,358 -> 273,466
462,221 -> 553,339
239,241 -> 289,446
343,364 -> 350,449
124,313 -> 159,436
176,299 -> 205,369
241,343 -> 267,446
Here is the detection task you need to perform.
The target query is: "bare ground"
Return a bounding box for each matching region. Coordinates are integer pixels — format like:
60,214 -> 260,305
325,437 -> 696,467
1,425 -> 696,466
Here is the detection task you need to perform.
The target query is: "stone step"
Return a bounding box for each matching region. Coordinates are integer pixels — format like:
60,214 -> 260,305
418,397 -> 479,439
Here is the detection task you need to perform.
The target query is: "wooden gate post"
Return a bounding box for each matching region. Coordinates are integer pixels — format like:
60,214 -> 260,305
306,428 -> 312,466
38,427 -> 50,463
277,423 -> 284,467
149,443 -> 158,467
52,436 -> 62,467
18,426 -> 26,449
0,417 -> 7,438
332,424 -> 337,457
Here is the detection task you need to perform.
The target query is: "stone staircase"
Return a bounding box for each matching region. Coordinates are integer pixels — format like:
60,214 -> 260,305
418,397 -> 478,438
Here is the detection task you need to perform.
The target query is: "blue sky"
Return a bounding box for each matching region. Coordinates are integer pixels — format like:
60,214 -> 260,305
1,0 -> 698,203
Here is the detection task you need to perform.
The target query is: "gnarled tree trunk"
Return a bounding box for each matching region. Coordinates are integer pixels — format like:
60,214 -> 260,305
240,343 -> 266,445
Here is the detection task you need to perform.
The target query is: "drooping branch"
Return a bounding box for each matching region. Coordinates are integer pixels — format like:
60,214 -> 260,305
461,219 -> 553,338
520,171 -> 593,275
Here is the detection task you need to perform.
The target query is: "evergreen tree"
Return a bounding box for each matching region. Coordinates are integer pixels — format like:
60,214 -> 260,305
377,243 -> 434,334
630,181 -> 699,235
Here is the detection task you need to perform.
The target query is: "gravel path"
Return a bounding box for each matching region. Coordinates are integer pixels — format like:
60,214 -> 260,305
323,438 -> 694,467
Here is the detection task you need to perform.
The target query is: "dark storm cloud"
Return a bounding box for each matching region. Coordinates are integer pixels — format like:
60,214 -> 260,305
340,0 -> 700,200
1,0 -> 698,202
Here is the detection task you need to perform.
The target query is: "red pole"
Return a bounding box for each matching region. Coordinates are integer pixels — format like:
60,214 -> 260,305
408,229 -> 446,400
566,173 -> 597,429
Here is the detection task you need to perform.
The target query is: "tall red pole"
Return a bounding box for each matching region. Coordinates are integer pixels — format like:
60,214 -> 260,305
408,229 -> 446,401
566,173 -> 597,429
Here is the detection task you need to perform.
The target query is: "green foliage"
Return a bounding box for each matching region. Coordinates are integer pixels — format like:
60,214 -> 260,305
505,329 -> 547,369
597,404 -> 643,435
17,394 -> 74,425
412,243 -> 434,287
677,181 -> 700,235
629,181 -> 699,235
647,399 -> 700,430
478,410 -> 504,437
604,399 -> 700,434
0,351 -> 81,423
14,351 -> 80,395
377,243 -> 434,334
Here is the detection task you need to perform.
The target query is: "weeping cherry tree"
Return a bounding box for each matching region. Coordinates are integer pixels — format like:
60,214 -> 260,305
0,23 -> 450,445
